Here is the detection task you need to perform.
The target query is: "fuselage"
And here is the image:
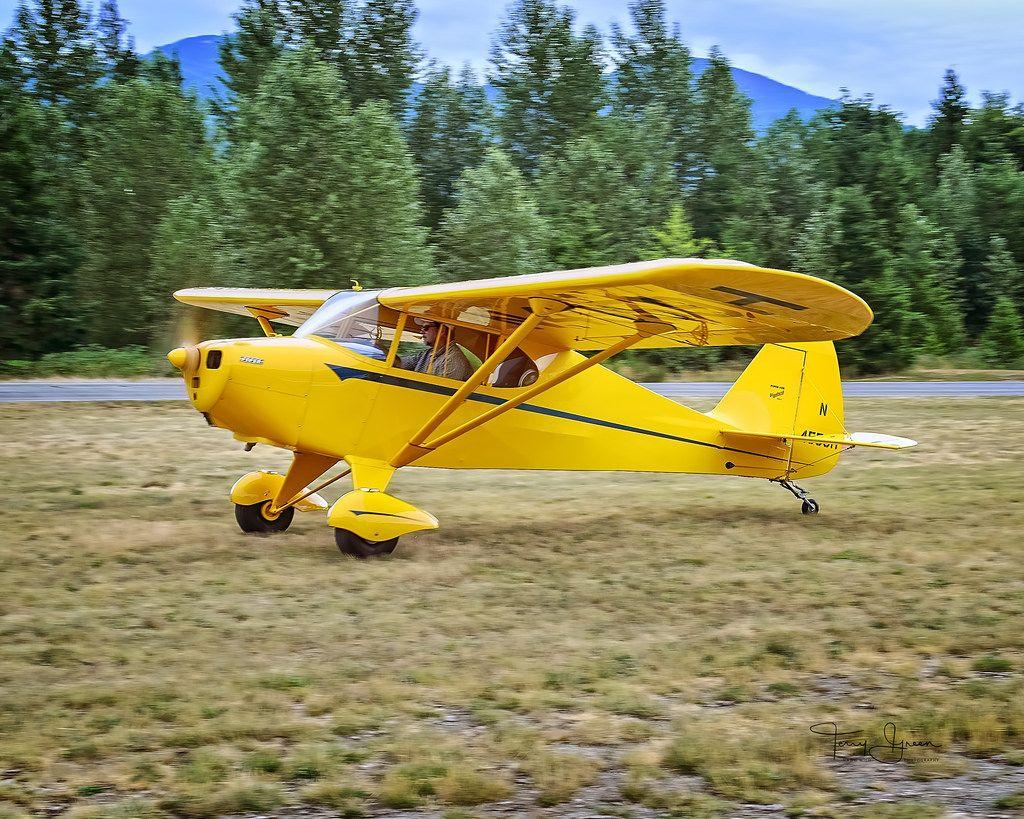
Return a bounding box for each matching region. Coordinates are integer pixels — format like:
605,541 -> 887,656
182,334 -> 830,480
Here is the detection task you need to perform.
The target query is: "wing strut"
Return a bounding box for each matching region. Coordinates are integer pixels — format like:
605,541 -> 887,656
391,319 -> 672,469
390,298 -> 566,468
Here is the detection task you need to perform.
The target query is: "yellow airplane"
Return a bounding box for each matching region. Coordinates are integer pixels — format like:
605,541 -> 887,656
168,259 -> 917,557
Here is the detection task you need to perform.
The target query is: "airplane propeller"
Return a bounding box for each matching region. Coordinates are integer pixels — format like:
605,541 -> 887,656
167,308 -> 203,373
175,307 -> 201,348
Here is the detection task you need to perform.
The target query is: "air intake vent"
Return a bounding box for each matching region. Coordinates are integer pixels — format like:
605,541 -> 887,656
206,349 -> 222,369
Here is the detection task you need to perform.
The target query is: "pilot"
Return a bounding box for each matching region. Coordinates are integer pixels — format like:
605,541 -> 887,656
402,319 -> 474,381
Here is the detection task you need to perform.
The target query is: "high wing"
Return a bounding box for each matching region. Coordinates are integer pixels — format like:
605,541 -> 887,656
379,259 -> 873,351
174,287 -> 339,327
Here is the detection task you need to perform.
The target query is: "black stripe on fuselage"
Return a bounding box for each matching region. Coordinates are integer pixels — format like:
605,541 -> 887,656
325,363 -> 793,463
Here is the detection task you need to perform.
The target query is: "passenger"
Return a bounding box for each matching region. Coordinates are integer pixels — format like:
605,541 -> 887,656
402,320 -> 474,381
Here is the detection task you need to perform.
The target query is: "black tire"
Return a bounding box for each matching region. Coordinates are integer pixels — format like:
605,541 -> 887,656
235,501 -> 294,533
334,528 -> 398,558
801,499 -> 820,515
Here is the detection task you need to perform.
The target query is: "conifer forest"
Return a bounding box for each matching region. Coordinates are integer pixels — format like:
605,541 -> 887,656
3,0 -> 1024,374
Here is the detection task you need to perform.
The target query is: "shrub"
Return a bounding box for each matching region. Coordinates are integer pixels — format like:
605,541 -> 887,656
243,749 -> 282,774
176,750 -> 229,784
302,781 -> 370,817
978,298 -> 1024,367
434,767 -> 511,805
972,655 -> 1013,673
0,346 -> 172,378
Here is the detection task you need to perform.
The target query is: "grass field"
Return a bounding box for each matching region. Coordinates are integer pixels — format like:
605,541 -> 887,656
1,398 -> 1023,818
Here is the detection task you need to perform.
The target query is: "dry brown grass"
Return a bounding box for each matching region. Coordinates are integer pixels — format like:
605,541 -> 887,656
1,397 -> 1023,817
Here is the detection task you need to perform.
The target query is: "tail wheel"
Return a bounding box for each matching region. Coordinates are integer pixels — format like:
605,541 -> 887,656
334,528 -> 398,558
235,501 -> 294,533
801,499 -> 820,515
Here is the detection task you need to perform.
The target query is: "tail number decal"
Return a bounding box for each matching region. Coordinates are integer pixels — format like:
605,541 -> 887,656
800,429 -> 840,451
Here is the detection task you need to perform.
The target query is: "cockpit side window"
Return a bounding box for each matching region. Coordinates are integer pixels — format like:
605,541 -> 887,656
396,318 -> 539,387
297,295 -> 540,387
395,320 -> 478,381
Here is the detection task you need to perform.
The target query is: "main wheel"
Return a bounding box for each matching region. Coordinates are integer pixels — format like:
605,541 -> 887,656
334,528 -> 398,558
801,499 -> 820,515
235,501 -> 294,533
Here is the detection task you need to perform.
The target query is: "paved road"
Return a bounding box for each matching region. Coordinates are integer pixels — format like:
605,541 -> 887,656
2,378 -> 1023,403
649,381 -> 1024,398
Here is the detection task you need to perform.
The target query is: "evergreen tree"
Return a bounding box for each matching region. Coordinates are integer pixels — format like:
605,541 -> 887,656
892,204 -> 966,353
980,235 -> 1023,320
151,194 -> 228,300
96,0 -> 138,80
77,74 -> 213,346
978,297 -> 1024,366
794,187 -> 915,373
804,96 -> 920,237
930,145 -> 988,333
489,0 -> 604,175
0,43 -> 80,358
722,111 -> 823,268
964,92 -> 1024,169
974,159 -> 1024,267
11,0 -> 99,230
610,0 -> 694,185
643,204 -> 718,259
407,64 -> 491,232
12,0 -> 99,126
535,111 -> 679,269
279,0 -> 346,62
929,68 -> 969,160
535,135 -> 646,268
689,47 -> 754,242
347,0 -> 418,110
228,49 -> 431,289
599,106 -> 678,231
213,0 -> 284,139
143,49 -> 185,87
150,194 -> 229,346
227,49 -> 351,287
437,148 -> 548,281
345,99 -> 433,283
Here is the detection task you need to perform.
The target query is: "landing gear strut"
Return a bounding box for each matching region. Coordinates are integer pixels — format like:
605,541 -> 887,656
773,479 -> 820,515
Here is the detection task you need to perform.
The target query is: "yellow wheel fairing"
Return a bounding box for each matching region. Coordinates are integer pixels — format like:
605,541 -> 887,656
327,490 -> 439,541
230,470 -> 282,506
229,471 -> 328,513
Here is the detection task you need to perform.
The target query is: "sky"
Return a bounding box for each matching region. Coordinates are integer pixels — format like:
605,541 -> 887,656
2,0 -> 1021,125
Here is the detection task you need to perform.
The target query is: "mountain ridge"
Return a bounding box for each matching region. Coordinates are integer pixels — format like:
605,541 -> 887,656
152,33 -> 837,131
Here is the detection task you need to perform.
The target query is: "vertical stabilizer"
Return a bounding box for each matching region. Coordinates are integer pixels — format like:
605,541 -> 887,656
709,342 -> 846,477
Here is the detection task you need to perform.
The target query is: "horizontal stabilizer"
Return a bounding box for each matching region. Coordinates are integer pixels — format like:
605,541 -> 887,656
725,430 -> 918,451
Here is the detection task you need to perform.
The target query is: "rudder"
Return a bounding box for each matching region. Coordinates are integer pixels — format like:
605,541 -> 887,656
709,342 -> 846,477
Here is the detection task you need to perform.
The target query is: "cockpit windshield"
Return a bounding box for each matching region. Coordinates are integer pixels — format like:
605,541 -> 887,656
294,291 -> 414,360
